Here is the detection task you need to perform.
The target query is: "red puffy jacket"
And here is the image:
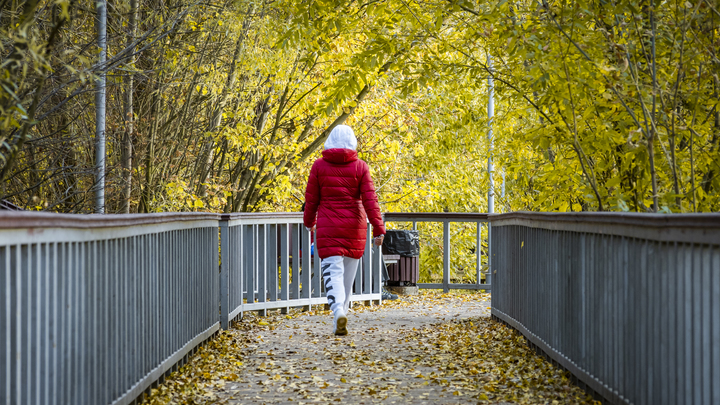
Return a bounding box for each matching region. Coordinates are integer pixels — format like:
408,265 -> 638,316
303,148 -> 385,259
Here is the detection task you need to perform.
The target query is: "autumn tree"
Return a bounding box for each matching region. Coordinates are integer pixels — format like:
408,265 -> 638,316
2,0 -> 718,215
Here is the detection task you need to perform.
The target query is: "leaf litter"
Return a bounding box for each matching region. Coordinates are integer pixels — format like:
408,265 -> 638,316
142,291 -> 599,404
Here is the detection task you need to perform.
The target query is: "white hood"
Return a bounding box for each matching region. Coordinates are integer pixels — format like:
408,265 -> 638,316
324,125 -> 357,150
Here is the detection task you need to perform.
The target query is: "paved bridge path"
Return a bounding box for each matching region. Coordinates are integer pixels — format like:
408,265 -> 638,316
142,292 -> 596,405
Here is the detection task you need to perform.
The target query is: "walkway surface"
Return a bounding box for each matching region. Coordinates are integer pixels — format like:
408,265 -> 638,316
142,292 -> 597,404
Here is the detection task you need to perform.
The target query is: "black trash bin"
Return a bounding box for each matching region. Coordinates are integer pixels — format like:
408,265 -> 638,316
382,230 -> 420,286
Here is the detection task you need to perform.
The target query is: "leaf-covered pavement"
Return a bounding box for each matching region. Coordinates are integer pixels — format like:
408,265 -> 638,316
142,292 -> 598,404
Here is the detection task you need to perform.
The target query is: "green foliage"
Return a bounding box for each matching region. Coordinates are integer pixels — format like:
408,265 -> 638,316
445,0 -> 720,213
286,0 -> 719,213
2,0 -> 718,218
279,0 -> 719,281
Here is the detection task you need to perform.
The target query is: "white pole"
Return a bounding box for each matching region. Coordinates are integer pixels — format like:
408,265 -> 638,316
487,55 -> 494,215
95,0 -> 107,213
486,55 -> 495,288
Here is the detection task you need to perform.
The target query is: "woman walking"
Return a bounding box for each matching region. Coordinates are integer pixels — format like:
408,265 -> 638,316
303,125 -> 385,335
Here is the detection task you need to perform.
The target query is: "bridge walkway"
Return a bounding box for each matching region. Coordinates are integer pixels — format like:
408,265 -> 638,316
141,292 -> 596,405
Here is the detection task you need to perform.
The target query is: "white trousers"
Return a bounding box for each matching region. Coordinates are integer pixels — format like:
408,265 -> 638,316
321,256 -> 359,315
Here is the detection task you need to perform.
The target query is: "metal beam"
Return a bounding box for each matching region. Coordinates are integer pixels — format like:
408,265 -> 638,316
418,283 -> 491,291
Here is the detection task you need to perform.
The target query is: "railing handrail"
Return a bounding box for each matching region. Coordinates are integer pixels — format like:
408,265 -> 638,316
490,211 -> 720,226
220,212 -> 303,221
3,210 -> 718,229
490,211 -> 720,244
384,212 -> 489,222
0,211 -> 221,229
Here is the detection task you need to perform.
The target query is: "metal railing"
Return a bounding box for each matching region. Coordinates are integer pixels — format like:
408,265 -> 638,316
490,212 -> 720,405
10,209 -> 718,405
384,213 -> 491,291
0,212 -> 221,405
0,211 -> 381,405
219,213 -> 382,329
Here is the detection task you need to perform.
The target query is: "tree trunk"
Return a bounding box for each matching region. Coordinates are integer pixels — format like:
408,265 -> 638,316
120,0 -> 138,213
701,75 -> 719,196
140,89 -> 160,213
648,3 -> 658,212
94,0 -> 107,213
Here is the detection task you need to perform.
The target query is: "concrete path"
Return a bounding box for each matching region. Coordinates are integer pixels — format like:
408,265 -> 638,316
142,292 -> 596,405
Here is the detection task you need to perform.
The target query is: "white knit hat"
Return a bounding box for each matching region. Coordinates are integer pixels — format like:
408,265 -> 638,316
324,125 -> 357,150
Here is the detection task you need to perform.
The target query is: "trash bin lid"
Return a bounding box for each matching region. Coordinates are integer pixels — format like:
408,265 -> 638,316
382,230 -> 420,257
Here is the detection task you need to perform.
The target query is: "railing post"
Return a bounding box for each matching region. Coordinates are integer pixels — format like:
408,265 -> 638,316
354,229 -> 363,297
363,224 -> 372,297
312,229 -> 321,300
243,225 -> 254,305
291,224 -> 300,301
219,219 -> 229,329
372,243 -> 382,304
268,224 -> 278,302
301,227 -> 311,301
279,224 -> 289,313
238,221 -> 244,319
476,221 -> 482,286
443,220 -> 450,293
487,221 -> 492,287
258,224 -> 267,316
301,226 -> 311,311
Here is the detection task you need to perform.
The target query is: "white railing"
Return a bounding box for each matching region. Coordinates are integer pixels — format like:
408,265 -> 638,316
0,211 -> 382,404
6,210 -> 719,404
219,213 -> 382,329
383,213 -> 491,291
0,212 -> 220,405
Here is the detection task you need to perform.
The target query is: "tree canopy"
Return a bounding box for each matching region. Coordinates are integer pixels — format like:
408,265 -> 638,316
1,0 -> 718,214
